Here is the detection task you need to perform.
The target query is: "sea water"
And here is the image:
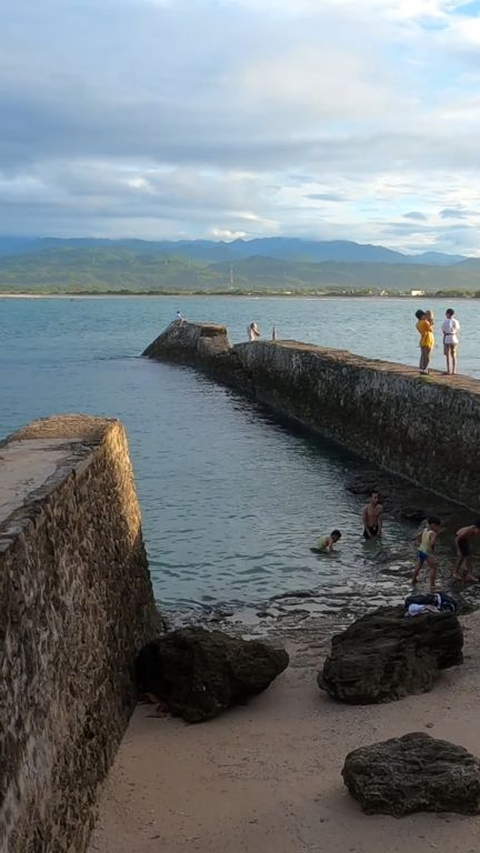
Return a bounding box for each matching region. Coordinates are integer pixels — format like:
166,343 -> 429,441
1,295 -> 478,617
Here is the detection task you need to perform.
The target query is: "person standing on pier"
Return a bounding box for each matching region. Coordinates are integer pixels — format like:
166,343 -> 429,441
442,308 -> 460,376
415,309 -> 434,375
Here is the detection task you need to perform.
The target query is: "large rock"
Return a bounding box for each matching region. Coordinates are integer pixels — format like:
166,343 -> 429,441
136,627 -> 289,722
343,732 -> 480,816
318,606 -> 463,704
142,320 -> 231,362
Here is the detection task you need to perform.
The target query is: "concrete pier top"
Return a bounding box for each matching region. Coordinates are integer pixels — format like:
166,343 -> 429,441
0,414 -> 115,538
0,438 -> 77,525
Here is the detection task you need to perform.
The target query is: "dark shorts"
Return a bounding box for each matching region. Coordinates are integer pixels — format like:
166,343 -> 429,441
363,526 -> 379,539
457,537 -> 470,557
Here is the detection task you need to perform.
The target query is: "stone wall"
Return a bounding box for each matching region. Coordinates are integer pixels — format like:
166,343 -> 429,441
142,320 -> 231,363
0,415 -> 159,853
143,322 -> 480,510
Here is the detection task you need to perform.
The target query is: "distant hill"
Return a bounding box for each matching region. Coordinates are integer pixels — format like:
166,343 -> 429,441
0,245 -> 479,294
0,235 -> 468,266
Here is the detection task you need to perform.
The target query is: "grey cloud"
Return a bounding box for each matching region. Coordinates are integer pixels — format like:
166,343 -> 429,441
439,207 -> 468,219
403,211 -> 427,221
305,193 -> 347,202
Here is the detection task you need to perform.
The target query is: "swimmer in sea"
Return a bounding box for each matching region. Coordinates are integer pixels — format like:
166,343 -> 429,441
311,529 -> 341,553
362,491 -> 383,540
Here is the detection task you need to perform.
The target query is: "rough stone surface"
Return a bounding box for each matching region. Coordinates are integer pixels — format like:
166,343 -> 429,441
318,606 -> 463,704
136,627 -> 289,722
234,340 -> 480,510
143,321 -> 480,510
142,320 -> 231,362
342,732 -> 480,816
0,415 -> 159,853
345,469 -> 459,525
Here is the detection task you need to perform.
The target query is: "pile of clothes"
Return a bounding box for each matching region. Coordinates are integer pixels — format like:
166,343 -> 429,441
404,591 -> 457,617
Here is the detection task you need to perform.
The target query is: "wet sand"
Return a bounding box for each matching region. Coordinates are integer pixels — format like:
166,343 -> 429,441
89,614 -> 480,853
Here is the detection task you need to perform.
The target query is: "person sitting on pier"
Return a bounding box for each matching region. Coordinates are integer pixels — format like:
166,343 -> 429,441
362,492 -> 383,540
311,530 -> 342,553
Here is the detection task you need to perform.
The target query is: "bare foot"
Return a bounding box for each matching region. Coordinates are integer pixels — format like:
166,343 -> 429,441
147,701 -> 170,718
452,574 -> 463,581
465,574 -> 477,583
138,692 -> 159,705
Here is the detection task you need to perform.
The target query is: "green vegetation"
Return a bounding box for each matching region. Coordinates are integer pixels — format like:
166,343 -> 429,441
0,246 -> 480,295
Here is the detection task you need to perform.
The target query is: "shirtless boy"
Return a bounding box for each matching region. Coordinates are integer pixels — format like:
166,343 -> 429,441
453,520 -> 480,582
362,492 -> 383,539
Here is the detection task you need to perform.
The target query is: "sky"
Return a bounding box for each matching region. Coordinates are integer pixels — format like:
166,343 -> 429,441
2,0 -> 480,254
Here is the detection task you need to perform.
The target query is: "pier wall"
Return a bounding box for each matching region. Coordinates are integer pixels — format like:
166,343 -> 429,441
0,415 -> 159,852
143,322 -> 480,510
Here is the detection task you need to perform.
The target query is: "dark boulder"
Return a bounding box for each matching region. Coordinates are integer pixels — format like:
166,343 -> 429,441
318,606 -> 463,704
136,627 -> 289,723
343,732 -> 480,816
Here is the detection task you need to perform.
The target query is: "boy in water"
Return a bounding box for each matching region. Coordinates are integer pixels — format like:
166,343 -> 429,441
312,530 -> 341,553
362,492 -> 383,539
412,515 -> 441,591
453,520 -> 480,582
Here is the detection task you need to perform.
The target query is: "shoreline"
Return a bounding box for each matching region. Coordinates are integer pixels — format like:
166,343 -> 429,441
89,612 -> 480,853
2,291 -> 480,300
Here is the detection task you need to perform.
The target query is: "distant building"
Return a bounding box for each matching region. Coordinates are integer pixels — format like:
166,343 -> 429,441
410,289 -> 425,297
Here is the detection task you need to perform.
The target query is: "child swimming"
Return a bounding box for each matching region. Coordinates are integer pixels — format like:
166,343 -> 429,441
412,516 -> 441,591
311,529 -> 341,553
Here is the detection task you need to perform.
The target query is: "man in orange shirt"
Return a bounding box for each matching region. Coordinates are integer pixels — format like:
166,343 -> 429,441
415,309 -> 434,374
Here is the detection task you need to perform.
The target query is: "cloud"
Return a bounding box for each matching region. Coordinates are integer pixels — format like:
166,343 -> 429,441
305,193 -> 348,202
439,206 -> 469,218
1,0 -> 480,254
403,211 -> 428,220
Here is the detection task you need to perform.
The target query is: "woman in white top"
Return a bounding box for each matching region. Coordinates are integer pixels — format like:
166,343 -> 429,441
247,322 -> 260,342
441,308 -> 460,375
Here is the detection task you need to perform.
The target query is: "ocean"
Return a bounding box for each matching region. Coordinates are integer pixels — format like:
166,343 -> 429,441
1,295 -> 478,619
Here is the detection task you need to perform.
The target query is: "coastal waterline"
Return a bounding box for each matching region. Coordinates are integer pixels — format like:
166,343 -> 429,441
1,295 -> 477,621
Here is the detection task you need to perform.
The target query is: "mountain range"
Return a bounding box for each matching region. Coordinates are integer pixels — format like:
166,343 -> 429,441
0,237 -> 478,294
0,236 -> 470,266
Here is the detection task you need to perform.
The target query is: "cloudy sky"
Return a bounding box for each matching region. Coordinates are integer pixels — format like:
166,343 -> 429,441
2,0 -> 480,253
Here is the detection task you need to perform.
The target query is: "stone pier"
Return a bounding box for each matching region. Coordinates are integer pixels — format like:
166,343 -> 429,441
144,321 -> 480,510
0,414 -> 159,852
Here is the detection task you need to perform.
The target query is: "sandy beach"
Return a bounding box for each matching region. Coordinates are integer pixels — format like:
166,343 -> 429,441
88,613 -> 480,853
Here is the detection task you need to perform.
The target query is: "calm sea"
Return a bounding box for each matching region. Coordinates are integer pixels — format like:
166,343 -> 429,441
1,295 -> 478,618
